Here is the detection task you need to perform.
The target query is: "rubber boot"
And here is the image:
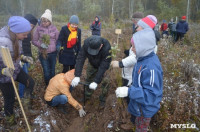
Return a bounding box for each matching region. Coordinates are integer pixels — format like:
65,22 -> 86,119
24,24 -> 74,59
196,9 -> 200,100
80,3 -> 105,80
21,98 -> 39,116
5,114 -> 16,126
56,104 -> 67,114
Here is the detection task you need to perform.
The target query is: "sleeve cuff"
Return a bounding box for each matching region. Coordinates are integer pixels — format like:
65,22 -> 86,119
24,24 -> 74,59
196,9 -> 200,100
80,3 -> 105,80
119,61 -> 124,68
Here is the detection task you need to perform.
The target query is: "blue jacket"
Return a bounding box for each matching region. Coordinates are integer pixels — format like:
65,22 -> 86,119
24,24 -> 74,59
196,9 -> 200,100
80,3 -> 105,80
176,20 -> 189,34
128,52 -> 163,118
90,16 -> 101,36
128,27 -> 163,118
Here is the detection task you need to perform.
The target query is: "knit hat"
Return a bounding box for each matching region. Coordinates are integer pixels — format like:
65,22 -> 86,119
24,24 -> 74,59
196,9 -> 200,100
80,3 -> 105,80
41,9 -> 52,22
137,15 -> 157,29
69,15 -> 79,24
132,12 -> 144,19
182,16 -> 186,20
24,14 -> 38,25
8,16 -> 31,33
87,35 -> 102,55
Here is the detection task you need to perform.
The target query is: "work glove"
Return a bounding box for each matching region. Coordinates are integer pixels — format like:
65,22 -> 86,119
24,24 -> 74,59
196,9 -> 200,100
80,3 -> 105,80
41,43 -> 48,49
71,77 -> 80,87
111,61 -> 119,68
2,67 -> 14,77
79,108 -> 86,117
21,55 -> 33,64
89,82 -> 98,90
115,86 -> 128,98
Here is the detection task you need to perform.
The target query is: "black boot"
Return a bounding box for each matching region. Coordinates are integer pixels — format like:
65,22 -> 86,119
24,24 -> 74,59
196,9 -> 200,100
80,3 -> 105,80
56,104 -> 67,114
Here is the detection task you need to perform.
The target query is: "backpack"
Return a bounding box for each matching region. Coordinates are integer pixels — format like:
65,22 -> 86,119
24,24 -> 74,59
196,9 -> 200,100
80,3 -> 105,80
171,23 -> 176,31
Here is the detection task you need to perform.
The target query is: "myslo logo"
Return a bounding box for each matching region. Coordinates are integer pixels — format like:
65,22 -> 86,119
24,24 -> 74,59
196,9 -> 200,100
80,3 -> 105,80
170,124 -> 196,129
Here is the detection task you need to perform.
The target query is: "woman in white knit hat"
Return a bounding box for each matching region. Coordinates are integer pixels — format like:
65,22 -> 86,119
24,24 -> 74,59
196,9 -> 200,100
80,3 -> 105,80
32,9 -> 59,85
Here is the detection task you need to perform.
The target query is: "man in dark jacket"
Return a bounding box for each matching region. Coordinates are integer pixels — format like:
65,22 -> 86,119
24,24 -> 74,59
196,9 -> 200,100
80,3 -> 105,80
71,35 -> 111,106
90,16 -> 102,36
175,16 -> 189,42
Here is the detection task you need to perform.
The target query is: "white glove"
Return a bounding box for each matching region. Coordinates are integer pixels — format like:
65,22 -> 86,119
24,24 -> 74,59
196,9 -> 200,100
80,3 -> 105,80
111,61 -> 119,68
79,108 -> 86,117
71,77 -> 80,87
2,67 -> 14,77
21,55 -> 34,64
89,82 -> 98,90
115,86 -> 129,98
41,43 -> 48,49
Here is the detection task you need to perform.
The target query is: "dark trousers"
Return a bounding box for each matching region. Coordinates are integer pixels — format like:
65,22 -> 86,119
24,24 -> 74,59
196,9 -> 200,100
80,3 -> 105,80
39,51 -> 57,85
0,69 -> 35,116
175,32 -> 185,42
85,63 -> 109,102
62,65 -> 74,73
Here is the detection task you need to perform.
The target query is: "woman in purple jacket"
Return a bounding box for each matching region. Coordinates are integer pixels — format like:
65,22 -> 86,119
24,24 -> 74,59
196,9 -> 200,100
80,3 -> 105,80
33,9 -> 59,85
0,16 -> 35,125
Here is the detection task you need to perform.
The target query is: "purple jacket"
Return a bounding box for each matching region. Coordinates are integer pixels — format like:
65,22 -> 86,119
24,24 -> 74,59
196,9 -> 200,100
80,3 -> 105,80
32,24 -> 59,53
0,26 -> 22,83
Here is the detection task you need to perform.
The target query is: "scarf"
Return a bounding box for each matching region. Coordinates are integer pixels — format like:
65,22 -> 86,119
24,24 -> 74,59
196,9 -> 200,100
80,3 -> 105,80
67,23 -> 77,48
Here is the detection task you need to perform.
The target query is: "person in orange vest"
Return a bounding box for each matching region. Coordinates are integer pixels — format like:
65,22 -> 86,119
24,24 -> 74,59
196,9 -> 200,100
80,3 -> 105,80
44,69 -> 86,117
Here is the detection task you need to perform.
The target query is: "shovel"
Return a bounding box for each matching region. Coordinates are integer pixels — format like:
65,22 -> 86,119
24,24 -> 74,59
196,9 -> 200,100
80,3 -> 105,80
79,82 -> 89,109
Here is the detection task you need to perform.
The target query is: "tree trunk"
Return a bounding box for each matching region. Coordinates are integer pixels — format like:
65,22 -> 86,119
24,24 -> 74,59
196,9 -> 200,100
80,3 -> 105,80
18,0 -> 25,16
186,0 -> 190,22
112,0 -> 115,15
129,0 -> 134,18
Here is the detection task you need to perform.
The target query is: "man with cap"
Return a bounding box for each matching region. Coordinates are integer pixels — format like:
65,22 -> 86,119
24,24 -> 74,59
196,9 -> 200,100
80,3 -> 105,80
115,15 -> 163,131
175,16 -> 189,42
0,16 -> 35,126
57,15 -> 81,73
71,35 -> 111,107
18,14 -> 38,99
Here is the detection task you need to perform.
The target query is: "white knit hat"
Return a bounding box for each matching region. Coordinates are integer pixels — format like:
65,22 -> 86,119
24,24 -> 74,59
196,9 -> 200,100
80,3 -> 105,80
41,9 -> 52,22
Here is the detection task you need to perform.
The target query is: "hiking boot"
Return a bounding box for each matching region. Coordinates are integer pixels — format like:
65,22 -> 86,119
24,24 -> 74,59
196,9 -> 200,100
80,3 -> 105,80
5,114 -> 16,126
21,98 -> 40,116
56,105 -> 67,114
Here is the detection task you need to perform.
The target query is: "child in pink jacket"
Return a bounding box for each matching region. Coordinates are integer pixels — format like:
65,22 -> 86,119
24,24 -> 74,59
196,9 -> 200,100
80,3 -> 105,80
32,9 -> 59,85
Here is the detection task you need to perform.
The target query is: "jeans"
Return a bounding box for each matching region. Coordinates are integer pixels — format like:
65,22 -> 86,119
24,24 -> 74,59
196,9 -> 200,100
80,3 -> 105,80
49,95 -> 68,107
0,69 -> 34,116
39,51 -> 57,85
18,62 -> 30,98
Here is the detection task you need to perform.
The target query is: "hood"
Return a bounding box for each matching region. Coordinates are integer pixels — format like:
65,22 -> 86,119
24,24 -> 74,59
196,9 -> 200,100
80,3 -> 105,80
180,20 -> 186,23
64,69 -> 75,84
95,16 -> 100,22
133,28 -> 156,59
0,26 -> 11,39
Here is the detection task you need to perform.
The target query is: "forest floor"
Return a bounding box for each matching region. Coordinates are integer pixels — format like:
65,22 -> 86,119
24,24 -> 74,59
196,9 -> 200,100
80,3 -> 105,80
0,24 -> 200,132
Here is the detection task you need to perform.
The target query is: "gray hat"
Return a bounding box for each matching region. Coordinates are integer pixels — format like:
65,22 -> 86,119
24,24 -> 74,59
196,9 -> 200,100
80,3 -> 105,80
69,15 -> 79,24
132,12 -> 144,19
87,35 -> 102,55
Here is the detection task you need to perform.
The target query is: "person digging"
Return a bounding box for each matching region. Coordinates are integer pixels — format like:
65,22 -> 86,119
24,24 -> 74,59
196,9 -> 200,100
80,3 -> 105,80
71,35 -> 111,107
44,69 -> 86,117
